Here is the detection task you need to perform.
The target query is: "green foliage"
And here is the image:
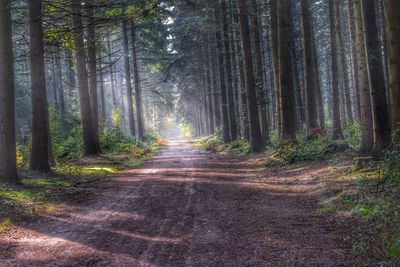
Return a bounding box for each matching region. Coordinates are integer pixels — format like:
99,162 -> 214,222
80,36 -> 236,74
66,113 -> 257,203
221,139 -> 252,155
100,128 -> 138,154
263,122 -> 364,167
16,144 -> 30,169
268,130 -> 280,148
264,133 -> 337,167
179,122 -> 193,138
143,131 -> 161,144
335,149 -> 400,262
343,122 -> 362,151
53,125 -> 83,161
199,132 -> 251,155
382,149 -> 400,185
199,132 -> 224,152
111,108 -> 124,129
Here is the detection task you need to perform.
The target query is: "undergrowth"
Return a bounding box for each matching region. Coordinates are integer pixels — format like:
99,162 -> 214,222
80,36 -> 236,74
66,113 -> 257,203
2,110 -> 167,233
264,128 -> 354,167
320,148 -> 400,264
198,132 -> 251,155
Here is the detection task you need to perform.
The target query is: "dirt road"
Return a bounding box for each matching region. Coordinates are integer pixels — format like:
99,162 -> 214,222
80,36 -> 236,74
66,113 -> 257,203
0,140 -> 358,266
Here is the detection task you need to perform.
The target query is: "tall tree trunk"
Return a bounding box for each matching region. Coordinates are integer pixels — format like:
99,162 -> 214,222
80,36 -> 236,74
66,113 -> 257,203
232,1 -> 250,139
310,22 -> 325,128
328,0 -> 344,140
65,49 -> 76,110
209,36 -> 222,130
130,21 -> 145,140
222,0 -> 238,141
0,0 -> 18,182
292,47 -> 305,130
55,48 -> 65,116
238,0 -> 263,152
361,0 -> 392,154
384,0 -> 400,144
270,0 -> 281,135
301,0 -> 318,130
215,7 -> 231,143
348,0 -> 361,120
29,0 -> 50,171
98,56 -> 106,124
107,37 -> 118,109
86,0 -> 100,148
51,53 -> 59,110
71,0 -> 100,155
252,0 -> 269,144
354,0 -> 373,154
206,35 -> 215,134
210,37 -> 222,130
337,2 -> 353,123
122,20 -> 136,136
277,0 -> 297,143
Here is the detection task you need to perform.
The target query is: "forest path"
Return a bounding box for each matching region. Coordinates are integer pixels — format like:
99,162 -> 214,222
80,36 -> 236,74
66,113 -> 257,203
1,140 -> 357,266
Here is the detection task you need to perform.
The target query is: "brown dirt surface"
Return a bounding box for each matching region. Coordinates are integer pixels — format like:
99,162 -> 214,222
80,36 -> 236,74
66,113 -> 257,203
0,140 -> 372,266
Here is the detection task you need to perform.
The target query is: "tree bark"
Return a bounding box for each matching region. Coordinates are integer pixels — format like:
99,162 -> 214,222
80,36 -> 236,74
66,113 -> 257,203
29,0 -> 51,171
328,0 -> 344,140
222,0 -> 238,141
270,0 -> 281,135
86,0 -> 100,148
384,0 -> 400,144
130,21 -> 145,140
354,0 -> 373,154
238,0 -> 263,152
337,2 -> 353,123
206,34 -> 215,134
215,7 -> 231,143
277,0 -> 297,143
252,0 -> 269,144
122,19 -> 136,136
71,0 -> 100,155
348,0 -> 361,120
301,0 -> 318,130
361,0 -> 392,154
0,0 -> 18,182
107,37 -> 118,110
55,48 -> 65,116
98,55 -> 106,123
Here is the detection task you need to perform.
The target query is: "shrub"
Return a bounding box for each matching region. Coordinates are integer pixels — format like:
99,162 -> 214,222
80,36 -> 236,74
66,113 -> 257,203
100,127 -> 139,154
16,144 -> 30,169
265,133 -> 332,166
143,131 -> 161,144
343,122 -> 362,151
53,125 -> 83,161
382,149 -> 400,185
199,132 -> 223,152
223,139 -> 251,155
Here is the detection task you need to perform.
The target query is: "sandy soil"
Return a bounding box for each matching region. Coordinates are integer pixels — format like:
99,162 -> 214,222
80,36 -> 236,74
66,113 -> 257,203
0,140 -> 365,266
